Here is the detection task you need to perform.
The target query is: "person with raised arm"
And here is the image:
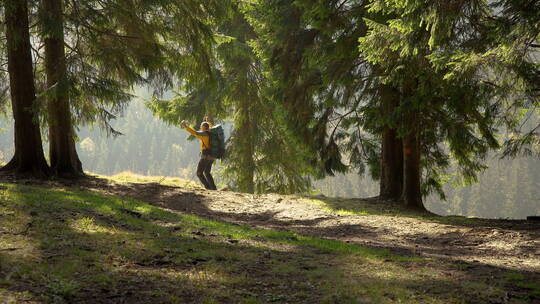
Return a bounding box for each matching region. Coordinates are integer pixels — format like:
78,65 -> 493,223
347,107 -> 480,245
180,118 -> 217,190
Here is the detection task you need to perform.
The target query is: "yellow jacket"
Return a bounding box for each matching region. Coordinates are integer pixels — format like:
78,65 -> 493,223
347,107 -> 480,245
183,125 -> 210,151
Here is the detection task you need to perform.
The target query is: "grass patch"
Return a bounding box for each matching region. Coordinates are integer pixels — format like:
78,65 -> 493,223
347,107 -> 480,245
0,179 -> 532,303
505,272 -> 540,297
102,171 -> 201,189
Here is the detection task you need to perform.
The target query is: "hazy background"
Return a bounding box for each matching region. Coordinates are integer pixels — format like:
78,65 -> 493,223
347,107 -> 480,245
1,88 -> 538,219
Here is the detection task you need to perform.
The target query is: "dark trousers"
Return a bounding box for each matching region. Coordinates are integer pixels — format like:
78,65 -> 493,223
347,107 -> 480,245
197,156 -> 216,190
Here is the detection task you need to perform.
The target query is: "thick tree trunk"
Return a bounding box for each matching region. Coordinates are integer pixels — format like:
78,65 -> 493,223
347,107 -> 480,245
238,147 -> 255,193
380,129 -> 403,198
0,0 -> 50,178
236,98 -> 255,193
402,129 -> 426,211
43,0 -> 84,177
379,84 -> 403,200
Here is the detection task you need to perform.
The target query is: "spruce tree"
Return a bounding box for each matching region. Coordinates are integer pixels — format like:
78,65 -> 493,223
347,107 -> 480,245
245,0 -> 374,175
427,0 -> 540,157
245,0 -> 415,200
359,0 -> 503,210
149,3 -> 313,194
246,0 -> 507,209
41,0 -> 83,177
32,0 -> 225,177
1,0 -> 50,178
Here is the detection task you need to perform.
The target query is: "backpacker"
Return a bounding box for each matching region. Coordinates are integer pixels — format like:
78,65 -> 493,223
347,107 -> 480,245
207,125 -> 225,159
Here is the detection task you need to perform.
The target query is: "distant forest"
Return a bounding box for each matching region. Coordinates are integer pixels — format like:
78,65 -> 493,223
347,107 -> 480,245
1,88 -> 537,219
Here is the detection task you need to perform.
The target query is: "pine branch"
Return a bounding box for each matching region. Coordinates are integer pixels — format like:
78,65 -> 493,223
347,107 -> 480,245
66,0 -> 141,40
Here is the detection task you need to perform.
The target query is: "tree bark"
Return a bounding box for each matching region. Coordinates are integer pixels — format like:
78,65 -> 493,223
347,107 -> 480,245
43,0 -> 84,177
1,0 -> 50,178
399,76 -> 427,211
236,97 -> 255,193
378,84 -> 403,200
402,127 -> 426,211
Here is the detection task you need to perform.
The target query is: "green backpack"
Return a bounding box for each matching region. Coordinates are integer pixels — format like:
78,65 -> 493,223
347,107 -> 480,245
207,125 -> 225,159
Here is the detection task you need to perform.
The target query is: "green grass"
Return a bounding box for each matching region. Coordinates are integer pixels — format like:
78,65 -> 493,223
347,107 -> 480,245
0,179 -> 534,303
505,272 -> 540,297
99,171 -> 202,189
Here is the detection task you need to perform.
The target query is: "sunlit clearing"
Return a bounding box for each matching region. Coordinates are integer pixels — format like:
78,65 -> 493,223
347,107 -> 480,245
106,171 -> 200,188
69,217 -> 115,234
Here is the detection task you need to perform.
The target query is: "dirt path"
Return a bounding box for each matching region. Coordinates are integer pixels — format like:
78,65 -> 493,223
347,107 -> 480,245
61,177 -> 540,274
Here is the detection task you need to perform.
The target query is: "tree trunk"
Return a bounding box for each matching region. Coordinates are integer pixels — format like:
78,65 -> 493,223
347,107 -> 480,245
380,129 -> 403,199
1,0 -> 50,178
379,84 -> 403,200
236,98 -> 255,193
238,147 -> 255,193
43,0 -> 84,177
402,129 -> 426,211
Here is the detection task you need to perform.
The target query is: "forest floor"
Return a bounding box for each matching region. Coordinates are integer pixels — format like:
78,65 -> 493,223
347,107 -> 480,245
1,172 -> 539,303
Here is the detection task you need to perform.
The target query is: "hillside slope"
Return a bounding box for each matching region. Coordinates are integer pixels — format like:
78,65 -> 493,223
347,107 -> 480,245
1,173 -> 539,303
